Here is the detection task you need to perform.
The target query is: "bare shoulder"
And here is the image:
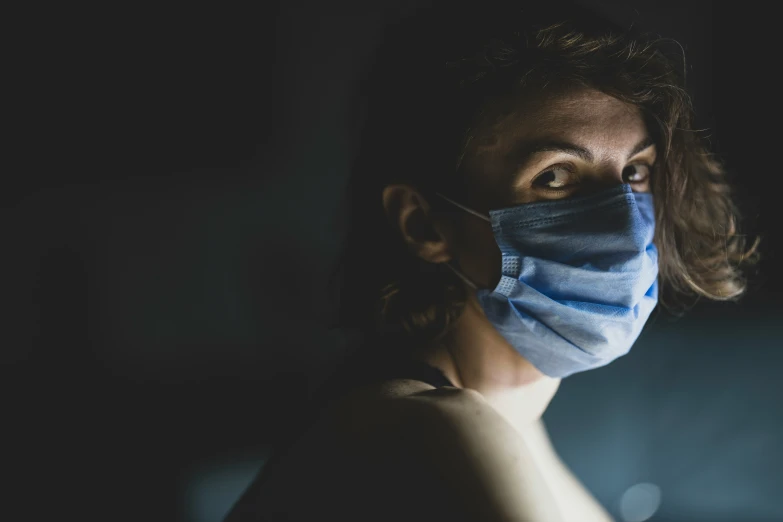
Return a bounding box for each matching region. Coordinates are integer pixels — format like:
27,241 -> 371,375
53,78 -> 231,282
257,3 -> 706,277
328,385 -> 564,522
326,378 -> 483,440
327,378 -> 508,447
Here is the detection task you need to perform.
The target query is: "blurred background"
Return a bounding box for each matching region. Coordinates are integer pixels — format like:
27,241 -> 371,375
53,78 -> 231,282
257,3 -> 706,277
5,1 -> 781,521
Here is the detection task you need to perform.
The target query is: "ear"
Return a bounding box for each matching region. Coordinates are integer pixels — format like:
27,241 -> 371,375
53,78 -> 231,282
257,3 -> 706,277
382,184 -> 453,264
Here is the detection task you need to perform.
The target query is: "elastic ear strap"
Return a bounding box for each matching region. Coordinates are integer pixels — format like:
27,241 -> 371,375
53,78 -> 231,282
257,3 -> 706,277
435,192 -> 492,223
443,261 -> 478,290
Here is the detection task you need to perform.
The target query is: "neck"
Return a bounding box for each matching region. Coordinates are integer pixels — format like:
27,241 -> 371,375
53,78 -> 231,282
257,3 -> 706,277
412,295 -> 561,428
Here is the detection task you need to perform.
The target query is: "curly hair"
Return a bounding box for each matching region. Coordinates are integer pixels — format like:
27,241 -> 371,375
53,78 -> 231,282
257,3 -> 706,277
332,2 -> 760,355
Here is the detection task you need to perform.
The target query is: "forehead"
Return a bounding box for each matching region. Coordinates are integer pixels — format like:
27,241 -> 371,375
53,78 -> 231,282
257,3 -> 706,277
472,86 -> 648,154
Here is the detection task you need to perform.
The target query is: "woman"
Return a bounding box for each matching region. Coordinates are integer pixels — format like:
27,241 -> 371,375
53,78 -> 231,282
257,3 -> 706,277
226,2 -> 758,521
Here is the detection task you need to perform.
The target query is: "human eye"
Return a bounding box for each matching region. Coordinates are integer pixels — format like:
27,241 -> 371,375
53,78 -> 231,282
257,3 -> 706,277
622,163 -> 652,184
531,164 -> 577,190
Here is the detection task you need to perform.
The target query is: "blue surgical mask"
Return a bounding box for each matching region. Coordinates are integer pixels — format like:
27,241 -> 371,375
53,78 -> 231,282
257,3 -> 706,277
436,184 -> 659,378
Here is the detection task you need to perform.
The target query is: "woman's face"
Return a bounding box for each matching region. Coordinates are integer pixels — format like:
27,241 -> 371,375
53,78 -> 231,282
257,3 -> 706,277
452,86 -> 658,292
380,86 -> 658,402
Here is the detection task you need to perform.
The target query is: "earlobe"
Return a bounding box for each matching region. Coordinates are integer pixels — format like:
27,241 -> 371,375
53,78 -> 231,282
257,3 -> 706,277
381,184 -> 454,265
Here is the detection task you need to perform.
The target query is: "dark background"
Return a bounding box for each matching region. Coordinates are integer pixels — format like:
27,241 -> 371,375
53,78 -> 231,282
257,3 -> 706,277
5,1 -> 782,521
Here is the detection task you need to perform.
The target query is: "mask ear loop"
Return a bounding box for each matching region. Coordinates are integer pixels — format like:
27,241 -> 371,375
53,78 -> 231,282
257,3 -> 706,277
435,192 -> 492,223
434,192 -> 490,291
443,261 -> 479,290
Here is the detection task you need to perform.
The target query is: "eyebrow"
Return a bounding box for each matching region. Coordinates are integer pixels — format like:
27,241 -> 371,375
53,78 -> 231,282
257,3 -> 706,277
508,136 -> 656,167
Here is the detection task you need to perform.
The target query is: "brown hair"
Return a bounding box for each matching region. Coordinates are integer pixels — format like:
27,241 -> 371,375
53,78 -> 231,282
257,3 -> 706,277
332,2 -> 760,354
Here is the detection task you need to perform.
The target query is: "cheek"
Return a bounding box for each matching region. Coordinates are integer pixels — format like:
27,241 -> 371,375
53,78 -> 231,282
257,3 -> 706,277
457,222 -> 502,290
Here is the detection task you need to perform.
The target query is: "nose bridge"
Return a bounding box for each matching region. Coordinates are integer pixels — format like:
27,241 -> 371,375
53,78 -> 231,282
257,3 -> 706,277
582,162 -> 626,194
